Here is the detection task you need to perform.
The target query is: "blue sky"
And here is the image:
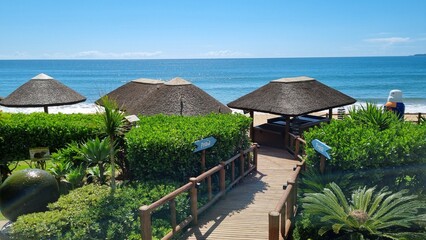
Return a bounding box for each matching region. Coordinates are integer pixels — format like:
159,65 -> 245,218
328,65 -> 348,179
1,0 -> 425,59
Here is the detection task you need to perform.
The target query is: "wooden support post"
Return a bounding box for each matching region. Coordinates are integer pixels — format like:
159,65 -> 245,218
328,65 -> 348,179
320,155 -> 326,174
240,150 -> 245,178
253,144 -> 258,172
250,111 -> 254,140
294,138 -> 300,160
190,177 -> 198,225
170,199 -> 177,233
418,113 -> 422,124
284,116 -> 291,149
201,150 -> 206,173
269,211 -> 280,240
329,108 -> 333,120
43,106 -> 49,114
139,205 -> 152,240
231,160 -> 235,182
219,162 -> 226,195
207,176 -> 212,201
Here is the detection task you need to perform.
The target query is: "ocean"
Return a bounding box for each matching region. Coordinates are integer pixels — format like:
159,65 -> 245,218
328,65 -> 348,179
0,57 -> 425,113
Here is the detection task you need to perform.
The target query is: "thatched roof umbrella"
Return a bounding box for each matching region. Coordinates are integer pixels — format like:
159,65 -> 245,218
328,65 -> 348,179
96,78 -> 165,115
138,77 -> 231,116
227,76 -> 356,146
0,73 -> 86,113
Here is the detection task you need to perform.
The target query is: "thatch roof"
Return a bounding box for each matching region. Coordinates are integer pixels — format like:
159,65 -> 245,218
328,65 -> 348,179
99,77 -> 231,116
96,78 -> 165,115
0,73 -> 86,109
227,76 -> 356,116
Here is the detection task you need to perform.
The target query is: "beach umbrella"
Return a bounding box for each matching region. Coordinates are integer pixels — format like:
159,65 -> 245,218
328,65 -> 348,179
228,76 -> 356,146
228,76 -> 356,116
0,73 -> 86,113
138,77 -> 232,116
96,78 -> 165,115
99,77 -> 231,116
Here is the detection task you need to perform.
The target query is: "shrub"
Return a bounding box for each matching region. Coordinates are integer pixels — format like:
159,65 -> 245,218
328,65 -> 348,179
126,113 -> 251,182
0,112 -> 104,163
301,183 -> 426,239
304,114 -> 426,192
10,182 -> 188,240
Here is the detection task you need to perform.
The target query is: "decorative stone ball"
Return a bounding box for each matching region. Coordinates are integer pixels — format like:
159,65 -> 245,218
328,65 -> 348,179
0,169 -> 59,221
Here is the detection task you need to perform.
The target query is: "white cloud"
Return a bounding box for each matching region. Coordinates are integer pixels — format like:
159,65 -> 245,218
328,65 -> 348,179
72,50 -> 162,59
364,37 -> 410,44
204,50 -> 248,58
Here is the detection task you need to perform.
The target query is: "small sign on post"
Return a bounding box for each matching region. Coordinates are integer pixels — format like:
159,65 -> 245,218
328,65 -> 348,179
29,147 -> 50,170
311,139 -> 331,173
193,137 -> 217,153
193,137 -> 217,174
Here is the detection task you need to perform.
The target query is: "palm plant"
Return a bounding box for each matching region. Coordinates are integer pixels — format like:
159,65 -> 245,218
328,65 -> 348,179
99,96 -> 125,192
348,103 -> 400,131
79,137 -> 111,184
65,165 -> 86,190
303,182 -> 426,239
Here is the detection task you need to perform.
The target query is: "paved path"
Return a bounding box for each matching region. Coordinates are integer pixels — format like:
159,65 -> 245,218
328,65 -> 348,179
182,146 -> 300,240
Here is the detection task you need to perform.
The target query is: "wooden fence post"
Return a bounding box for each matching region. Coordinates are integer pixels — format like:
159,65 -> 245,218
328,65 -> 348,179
320,155 -> 326,174
294,138 -> 300,160
253,144 -> 258,172
220,162 -> 226,195
139,205 -> 152,240
190,177 -> 198,225
269,211 -> 280,240
240,150 -> 245,178
170,199 -> 177,234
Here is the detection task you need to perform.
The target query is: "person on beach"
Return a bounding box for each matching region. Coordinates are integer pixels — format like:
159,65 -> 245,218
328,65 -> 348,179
384,89 -> 405,119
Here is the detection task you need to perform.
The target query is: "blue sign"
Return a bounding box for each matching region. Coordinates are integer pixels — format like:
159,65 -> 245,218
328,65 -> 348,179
193,137 -> 217,152
312,139 -> 332,159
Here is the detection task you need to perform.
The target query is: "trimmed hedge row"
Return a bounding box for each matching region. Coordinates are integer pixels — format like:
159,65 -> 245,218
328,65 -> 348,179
126,113 -> 251,182
10,182 -> 188,240
0,112 -> 104,162
303,117 -> 426,191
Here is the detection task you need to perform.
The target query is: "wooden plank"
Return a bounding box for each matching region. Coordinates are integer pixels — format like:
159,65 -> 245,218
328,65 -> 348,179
182,146 -> 299,240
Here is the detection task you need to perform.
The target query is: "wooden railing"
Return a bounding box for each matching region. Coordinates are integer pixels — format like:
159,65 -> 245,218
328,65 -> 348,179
269,133 -> 306,240
139,144 -> 259,240
325,112 -> 425,124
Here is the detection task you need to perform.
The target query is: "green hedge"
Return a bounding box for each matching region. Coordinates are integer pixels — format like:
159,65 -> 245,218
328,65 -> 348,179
10,182 -> 188,240
303,118 -> 426,191
126,113 -> 251,182
0,112 -> 104,162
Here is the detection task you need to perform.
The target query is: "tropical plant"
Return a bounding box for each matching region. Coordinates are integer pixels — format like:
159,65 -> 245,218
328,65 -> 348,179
79,137 -> 111,184
99,96 -> 126,192
302,182 -> 426,239
299,168 -> 355,195
348,102 -> 399,131
65,165 -> 86,189
49,160 -> 72,181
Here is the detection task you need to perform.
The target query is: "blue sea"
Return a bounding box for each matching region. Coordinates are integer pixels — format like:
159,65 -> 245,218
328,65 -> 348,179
1,57 -> 425,113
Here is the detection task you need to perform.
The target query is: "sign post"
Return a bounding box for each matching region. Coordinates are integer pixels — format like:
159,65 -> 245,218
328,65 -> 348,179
193,137 -> 217,173
311,139 -> 331,174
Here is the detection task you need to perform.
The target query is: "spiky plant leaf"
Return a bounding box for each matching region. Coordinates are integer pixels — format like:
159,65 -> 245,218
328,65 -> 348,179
302,182 -> 426,239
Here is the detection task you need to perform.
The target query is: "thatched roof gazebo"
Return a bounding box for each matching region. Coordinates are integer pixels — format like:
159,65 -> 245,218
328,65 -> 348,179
0,73 -> 86,113
98,77 -> 231,116
96,78 -> 165,115
228,76 -> 356,148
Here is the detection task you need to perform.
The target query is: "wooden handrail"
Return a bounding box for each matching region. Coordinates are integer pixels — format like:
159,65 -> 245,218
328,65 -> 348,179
269,136 -> 306,240
139,143 -> 259,240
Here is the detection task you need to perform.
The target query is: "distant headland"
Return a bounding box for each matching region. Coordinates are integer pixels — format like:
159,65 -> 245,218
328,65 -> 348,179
413,54 -> 426,56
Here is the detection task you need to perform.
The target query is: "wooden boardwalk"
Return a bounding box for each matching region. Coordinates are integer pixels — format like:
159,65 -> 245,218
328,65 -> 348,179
182,146 -> 300,240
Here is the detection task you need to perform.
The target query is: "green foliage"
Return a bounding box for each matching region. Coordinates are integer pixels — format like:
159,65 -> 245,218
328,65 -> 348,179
79,137 -> 111,184
302,183 -> 426,239
10,182 -> 188,240
99,96 -> 126,192
348,103 -> 400,131
126,113 -> 251,182
304,110 -> 426,192
0,112 -> 103,162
